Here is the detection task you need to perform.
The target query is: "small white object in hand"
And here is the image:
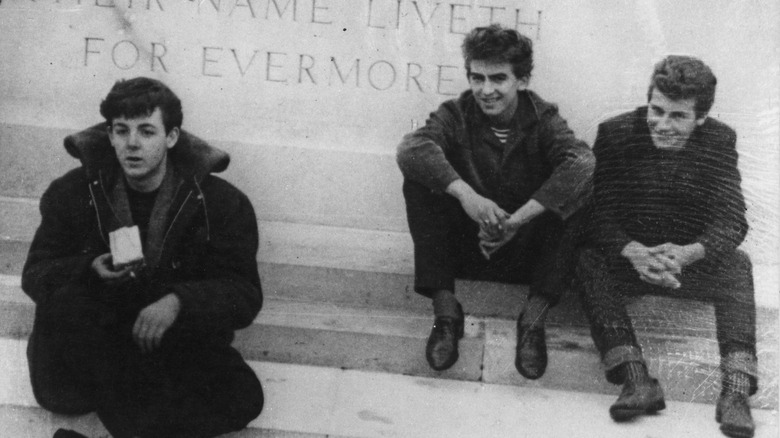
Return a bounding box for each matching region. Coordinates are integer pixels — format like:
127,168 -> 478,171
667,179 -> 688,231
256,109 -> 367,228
109,225 -> 145,270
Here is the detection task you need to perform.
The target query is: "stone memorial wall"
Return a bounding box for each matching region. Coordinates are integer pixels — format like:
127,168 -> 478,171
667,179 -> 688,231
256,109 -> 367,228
0,0 -> 778,299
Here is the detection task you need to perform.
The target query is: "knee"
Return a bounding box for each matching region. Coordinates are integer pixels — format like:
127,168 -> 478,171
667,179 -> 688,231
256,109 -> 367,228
704,249 -> 754,290
228,375 -> 264,427
575,248 -> 606,279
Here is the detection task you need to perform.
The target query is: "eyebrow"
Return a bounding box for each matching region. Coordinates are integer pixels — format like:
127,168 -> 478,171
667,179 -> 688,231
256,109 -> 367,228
469,72 -> 508,80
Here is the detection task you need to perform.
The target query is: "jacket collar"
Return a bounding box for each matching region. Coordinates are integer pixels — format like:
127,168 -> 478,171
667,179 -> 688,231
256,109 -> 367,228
63,122 -> 230,182
462,89 -> 552,131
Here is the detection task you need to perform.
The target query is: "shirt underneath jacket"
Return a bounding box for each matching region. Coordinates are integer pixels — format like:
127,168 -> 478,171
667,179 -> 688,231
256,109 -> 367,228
396,89 -> 594,220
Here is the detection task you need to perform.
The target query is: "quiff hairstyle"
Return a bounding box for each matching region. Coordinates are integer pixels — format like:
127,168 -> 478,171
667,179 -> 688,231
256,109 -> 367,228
461,24 -> 534,81
647,55 -> 717,118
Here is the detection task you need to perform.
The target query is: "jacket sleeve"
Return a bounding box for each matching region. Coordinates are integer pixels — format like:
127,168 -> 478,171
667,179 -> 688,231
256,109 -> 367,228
696,128 -> 748,258
22,173 -> 102,305
168,187 -> 263,332
531,105 -> 595,220
396,102 -> 462,192
588,122 -> 635,260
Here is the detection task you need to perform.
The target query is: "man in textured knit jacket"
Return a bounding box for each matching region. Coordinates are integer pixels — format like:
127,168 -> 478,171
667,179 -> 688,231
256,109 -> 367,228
396,24 -> 594,377
577,55 -> 758,438
23,77 -> 264,438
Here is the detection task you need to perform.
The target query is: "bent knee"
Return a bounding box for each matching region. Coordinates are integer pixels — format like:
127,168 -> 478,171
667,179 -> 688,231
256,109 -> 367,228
227,377 -> 264,427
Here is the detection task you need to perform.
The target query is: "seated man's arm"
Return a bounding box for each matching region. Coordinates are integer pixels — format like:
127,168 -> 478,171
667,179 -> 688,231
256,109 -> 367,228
22,174 -> 103,305
589,122 -> 635,258
397,104 -> 462,194
398,103 -> 508,231
695,128 -> 748,261
163,187 -> 263,335
530,104 -> 595,221
479,106 -> 593,257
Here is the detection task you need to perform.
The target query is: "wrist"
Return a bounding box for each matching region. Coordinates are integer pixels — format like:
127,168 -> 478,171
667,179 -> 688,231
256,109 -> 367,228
684,243 -> 706,264
621,241 -> 644,258
445,179 -> 475,203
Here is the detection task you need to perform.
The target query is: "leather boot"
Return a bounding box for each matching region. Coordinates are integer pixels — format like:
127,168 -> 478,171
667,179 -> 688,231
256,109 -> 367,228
425,304 -> 464,371
716,392 -> 755,438
609,378 -> 666,421
515,313 -> 548,379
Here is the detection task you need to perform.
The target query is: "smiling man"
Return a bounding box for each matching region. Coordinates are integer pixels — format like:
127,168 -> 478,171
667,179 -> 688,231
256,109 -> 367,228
577,56 -> 758,438
396,25 -> 594,377
23,77 -> 264,438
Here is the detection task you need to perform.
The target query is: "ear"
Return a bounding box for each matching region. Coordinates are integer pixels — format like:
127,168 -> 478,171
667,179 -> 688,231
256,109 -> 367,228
695,115 -> 707,126
166,127 -> 180,149
517,77 -> 530,90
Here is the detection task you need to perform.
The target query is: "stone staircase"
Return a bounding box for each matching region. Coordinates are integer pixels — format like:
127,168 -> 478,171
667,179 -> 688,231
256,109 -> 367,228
0,215 -> 777,437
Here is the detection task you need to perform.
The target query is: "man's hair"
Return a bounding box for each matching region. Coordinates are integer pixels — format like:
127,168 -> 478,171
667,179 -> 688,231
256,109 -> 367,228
99,77 -> 183,133
647,55 -> 717,118
461,24 -> 533,81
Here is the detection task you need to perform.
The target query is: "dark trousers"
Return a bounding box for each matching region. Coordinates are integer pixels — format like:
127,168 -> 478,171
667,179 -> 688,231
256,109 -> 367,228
576,247 -> 758,393
28,282 -> 263,438
403,180 -> 578,305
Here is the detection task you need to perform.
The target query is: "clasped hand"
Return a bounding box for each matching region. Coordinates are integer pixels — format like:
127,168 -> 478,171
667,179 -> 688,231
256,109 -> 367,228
622,242 -> 703,289
457,193 -> 521,259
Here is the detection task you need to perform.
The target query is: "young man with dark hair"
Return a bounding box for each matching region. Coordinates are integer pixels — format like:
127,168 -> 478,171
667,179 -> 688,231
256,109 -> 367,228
397,24 -> 594,377
578,55 -> 757,438
23,77 -> 264,438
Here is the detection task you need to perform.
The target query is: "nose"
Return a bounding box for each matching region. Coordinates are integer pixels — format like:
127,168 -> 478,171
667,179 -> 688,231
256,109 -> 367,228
654,114 -> 672,131
126,131 -> 141,148
481,80 -> 495,95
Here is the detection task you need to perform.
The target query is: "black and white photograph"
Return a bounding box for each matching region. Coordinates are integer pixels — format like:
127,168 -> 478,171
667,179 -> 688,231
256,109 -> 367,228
0,0 -> 777,437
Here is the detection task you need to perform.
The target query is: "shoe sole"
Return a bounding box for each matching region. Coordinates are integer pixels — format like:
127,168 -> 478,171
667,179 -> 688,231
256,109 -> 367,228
609,400 -> 666,422
719,424 -> 754,438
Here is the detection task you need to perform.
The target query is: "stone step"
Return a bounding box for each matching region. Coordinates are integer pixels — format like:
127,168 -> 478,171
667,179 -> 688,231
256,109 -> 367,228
1,236 -> 777,336
1,276 -> 776,409
0,339 -> 777,438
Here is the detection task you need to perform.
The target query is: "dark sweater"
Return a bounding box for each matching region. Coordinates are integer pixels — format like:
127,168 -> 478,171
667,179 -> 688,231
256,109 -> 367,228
589,106 -> 748,261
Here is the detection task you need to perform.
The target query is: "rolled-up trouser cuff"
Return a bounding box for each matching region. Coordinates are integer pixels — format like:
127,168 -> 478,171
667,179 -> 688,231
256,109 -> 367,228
603,345 -> 645,384
722,351 -> 759,395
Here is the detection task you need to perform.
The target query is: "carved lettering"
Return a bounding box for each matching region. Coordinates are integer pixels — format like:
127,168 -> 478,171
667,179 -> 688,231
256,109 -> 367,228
405,62 -> 423,92
311,0 -> 331,24
202,46 -> 223,77
449,4 -> 469,34
266,0 -> 297,20
298,54 -> 316,84
266,51 -> 288,82
366,0 -> 384,29
479,5 -> 505,24
515,9 -> 542,40
127,0 -> 163,10
329,57 -> 360,87
84,37 -> 104,66
368,60 -> 396,90
411,1 -> 440,28
231,0 -> 256,17
150,42 -> 168,72
112,40 -> 139,70
436,64 -> 458,95
231,48 -> 260,76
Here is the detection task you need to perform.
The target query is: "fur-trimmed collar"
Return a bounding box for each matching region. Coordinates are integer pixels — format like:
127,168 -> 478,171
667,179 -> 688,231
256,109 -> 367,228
63,122 -> 230,181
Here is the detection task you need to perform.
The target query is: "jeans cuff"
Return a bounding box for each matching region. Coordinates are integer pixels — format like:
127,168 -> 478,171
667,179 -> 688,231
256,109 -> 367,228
603,345 -> 645,383
722,351 -> 759,395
